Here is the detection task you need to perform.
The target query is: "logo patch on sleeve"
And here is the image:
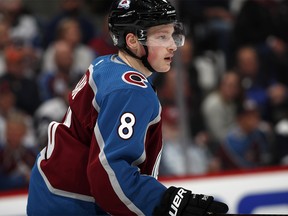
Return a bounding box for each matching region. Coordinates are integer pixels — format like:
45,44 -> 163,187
122,71 -> 148,88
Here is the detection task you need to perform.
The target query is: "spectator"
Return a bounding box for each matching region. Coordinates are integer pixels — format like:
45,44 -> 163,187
88,13 -> 118,57
85,0 -> 113,16
154,63 -> 216,176
0,111 -> 37,190
154,37 -> 208,147
38,40 -> 77,101
35,41 -> 72,147
182,36 -> 207,137
0,45 -> 40,115
179,0 -> 234,52
159,105 -> 215,176
265,36 -> 288,87
231,0 -> 277,51
41,18 -> 95,79
273,115 -> 288,165
202,71 -> 243,152
252,1 -> 288,126
0,20 -> 12,76
42,0 -> 95,48
155,67 -> 191,107
0,81 -> 16,144
34,90 -> 69,150
179,0 -> 235,67
0,0 -> 43,76
271,0 -> 288,44
218,100 -> 272,170
266,83 -> 288,125
0,80 -> 36,148
0,0 -> 40,47
234,45 -> 275,117
235,44 -> 288,125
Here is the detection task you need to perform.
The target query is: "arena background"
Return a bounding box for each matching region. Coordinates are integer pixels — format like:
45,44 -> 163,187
0,0 -> 288,215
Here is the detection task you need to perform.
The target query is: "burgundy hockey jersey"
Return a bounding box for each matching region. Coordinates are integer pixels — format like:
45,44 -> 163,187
27,54 -> 166,215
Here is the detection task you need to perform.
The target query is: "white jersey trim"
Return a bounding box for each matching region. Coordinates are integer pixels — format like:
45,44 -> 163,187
95,122 -> 145,216
88,64 -> 100,112
131,105 -> 162,168
37,122 -> 95,203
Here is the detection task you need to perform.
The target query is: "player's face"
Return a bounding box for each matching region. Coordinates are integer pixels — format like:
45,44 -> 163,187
145,24 -> 181,72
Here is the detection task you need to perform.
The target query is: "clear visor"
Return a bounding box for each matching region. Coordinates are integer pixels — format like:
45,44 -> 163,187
138,22 -> 185,47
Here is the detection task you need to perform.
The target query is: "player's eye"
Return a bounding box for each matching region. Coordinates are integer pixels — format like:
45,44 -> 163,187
158,34 -> 169,41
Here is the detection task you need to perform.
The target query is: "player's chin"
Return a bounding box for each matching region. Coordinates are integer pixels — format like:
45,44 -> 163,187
157,64 -> 171,73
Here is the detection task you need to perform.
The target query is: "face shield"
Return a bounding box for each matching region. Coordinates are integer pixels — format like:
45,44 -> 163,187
137,22 -> 185,48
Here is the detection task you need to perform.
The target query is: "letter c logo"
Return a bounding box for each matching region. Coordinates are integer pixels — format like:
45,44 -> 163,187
122,71 -> 148,88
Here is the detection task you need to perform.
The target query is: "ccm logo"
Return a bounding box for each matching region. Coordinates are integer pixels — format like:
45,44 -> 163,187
169,188 -> 188,216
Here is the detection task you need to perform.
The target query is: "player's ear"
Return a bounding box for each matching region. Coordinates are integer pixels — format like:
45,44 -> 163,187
126,33 -> 139,50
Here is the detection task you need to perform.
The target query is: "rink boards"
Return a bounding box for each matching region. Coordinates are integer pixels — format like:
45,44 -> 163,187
0,166 -> 287,215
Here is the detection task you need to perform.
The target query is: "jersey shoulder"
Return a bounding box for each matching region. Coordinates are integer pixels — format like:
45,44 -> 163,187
90,55 -> 151,94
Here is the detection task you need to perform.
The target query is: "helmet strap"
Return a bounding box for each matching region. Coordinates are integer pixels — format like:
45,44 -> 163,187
123,46 -> 157,73
140,46 -> 157,73
123,46 -> 141,60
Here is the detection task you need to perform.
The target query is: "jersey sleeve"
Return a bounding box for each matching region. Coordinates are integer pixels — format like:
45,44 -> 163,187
87,88 -> 166,216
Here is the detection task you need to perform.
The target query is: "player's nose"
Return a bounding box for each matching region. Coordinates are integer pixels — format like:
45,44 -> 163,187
169,38 -> 177,51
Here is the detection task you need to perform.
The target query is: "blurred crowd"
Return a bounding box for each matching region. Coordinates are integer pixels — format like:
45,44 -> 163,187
0,0 -> 287,191
158,0 -> 288,176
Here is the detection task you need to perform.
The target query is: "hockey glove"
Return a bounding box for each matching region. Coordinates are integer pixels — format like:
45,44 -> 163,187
153,186 -> 228,216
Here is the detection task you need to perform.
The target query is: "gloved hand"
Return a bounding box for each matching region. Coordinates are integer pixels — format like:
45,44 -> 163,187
153,186 -> 229,216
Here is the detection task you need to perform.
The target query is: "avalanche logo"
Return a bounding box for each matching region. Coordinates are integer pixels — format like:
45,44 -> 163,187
122,71 -> 148,88
118,0 -> 131,9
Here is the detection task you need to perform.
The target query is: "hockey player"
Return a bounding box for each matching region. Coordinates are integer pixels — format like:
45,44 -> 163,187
27,0 -> 229,215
